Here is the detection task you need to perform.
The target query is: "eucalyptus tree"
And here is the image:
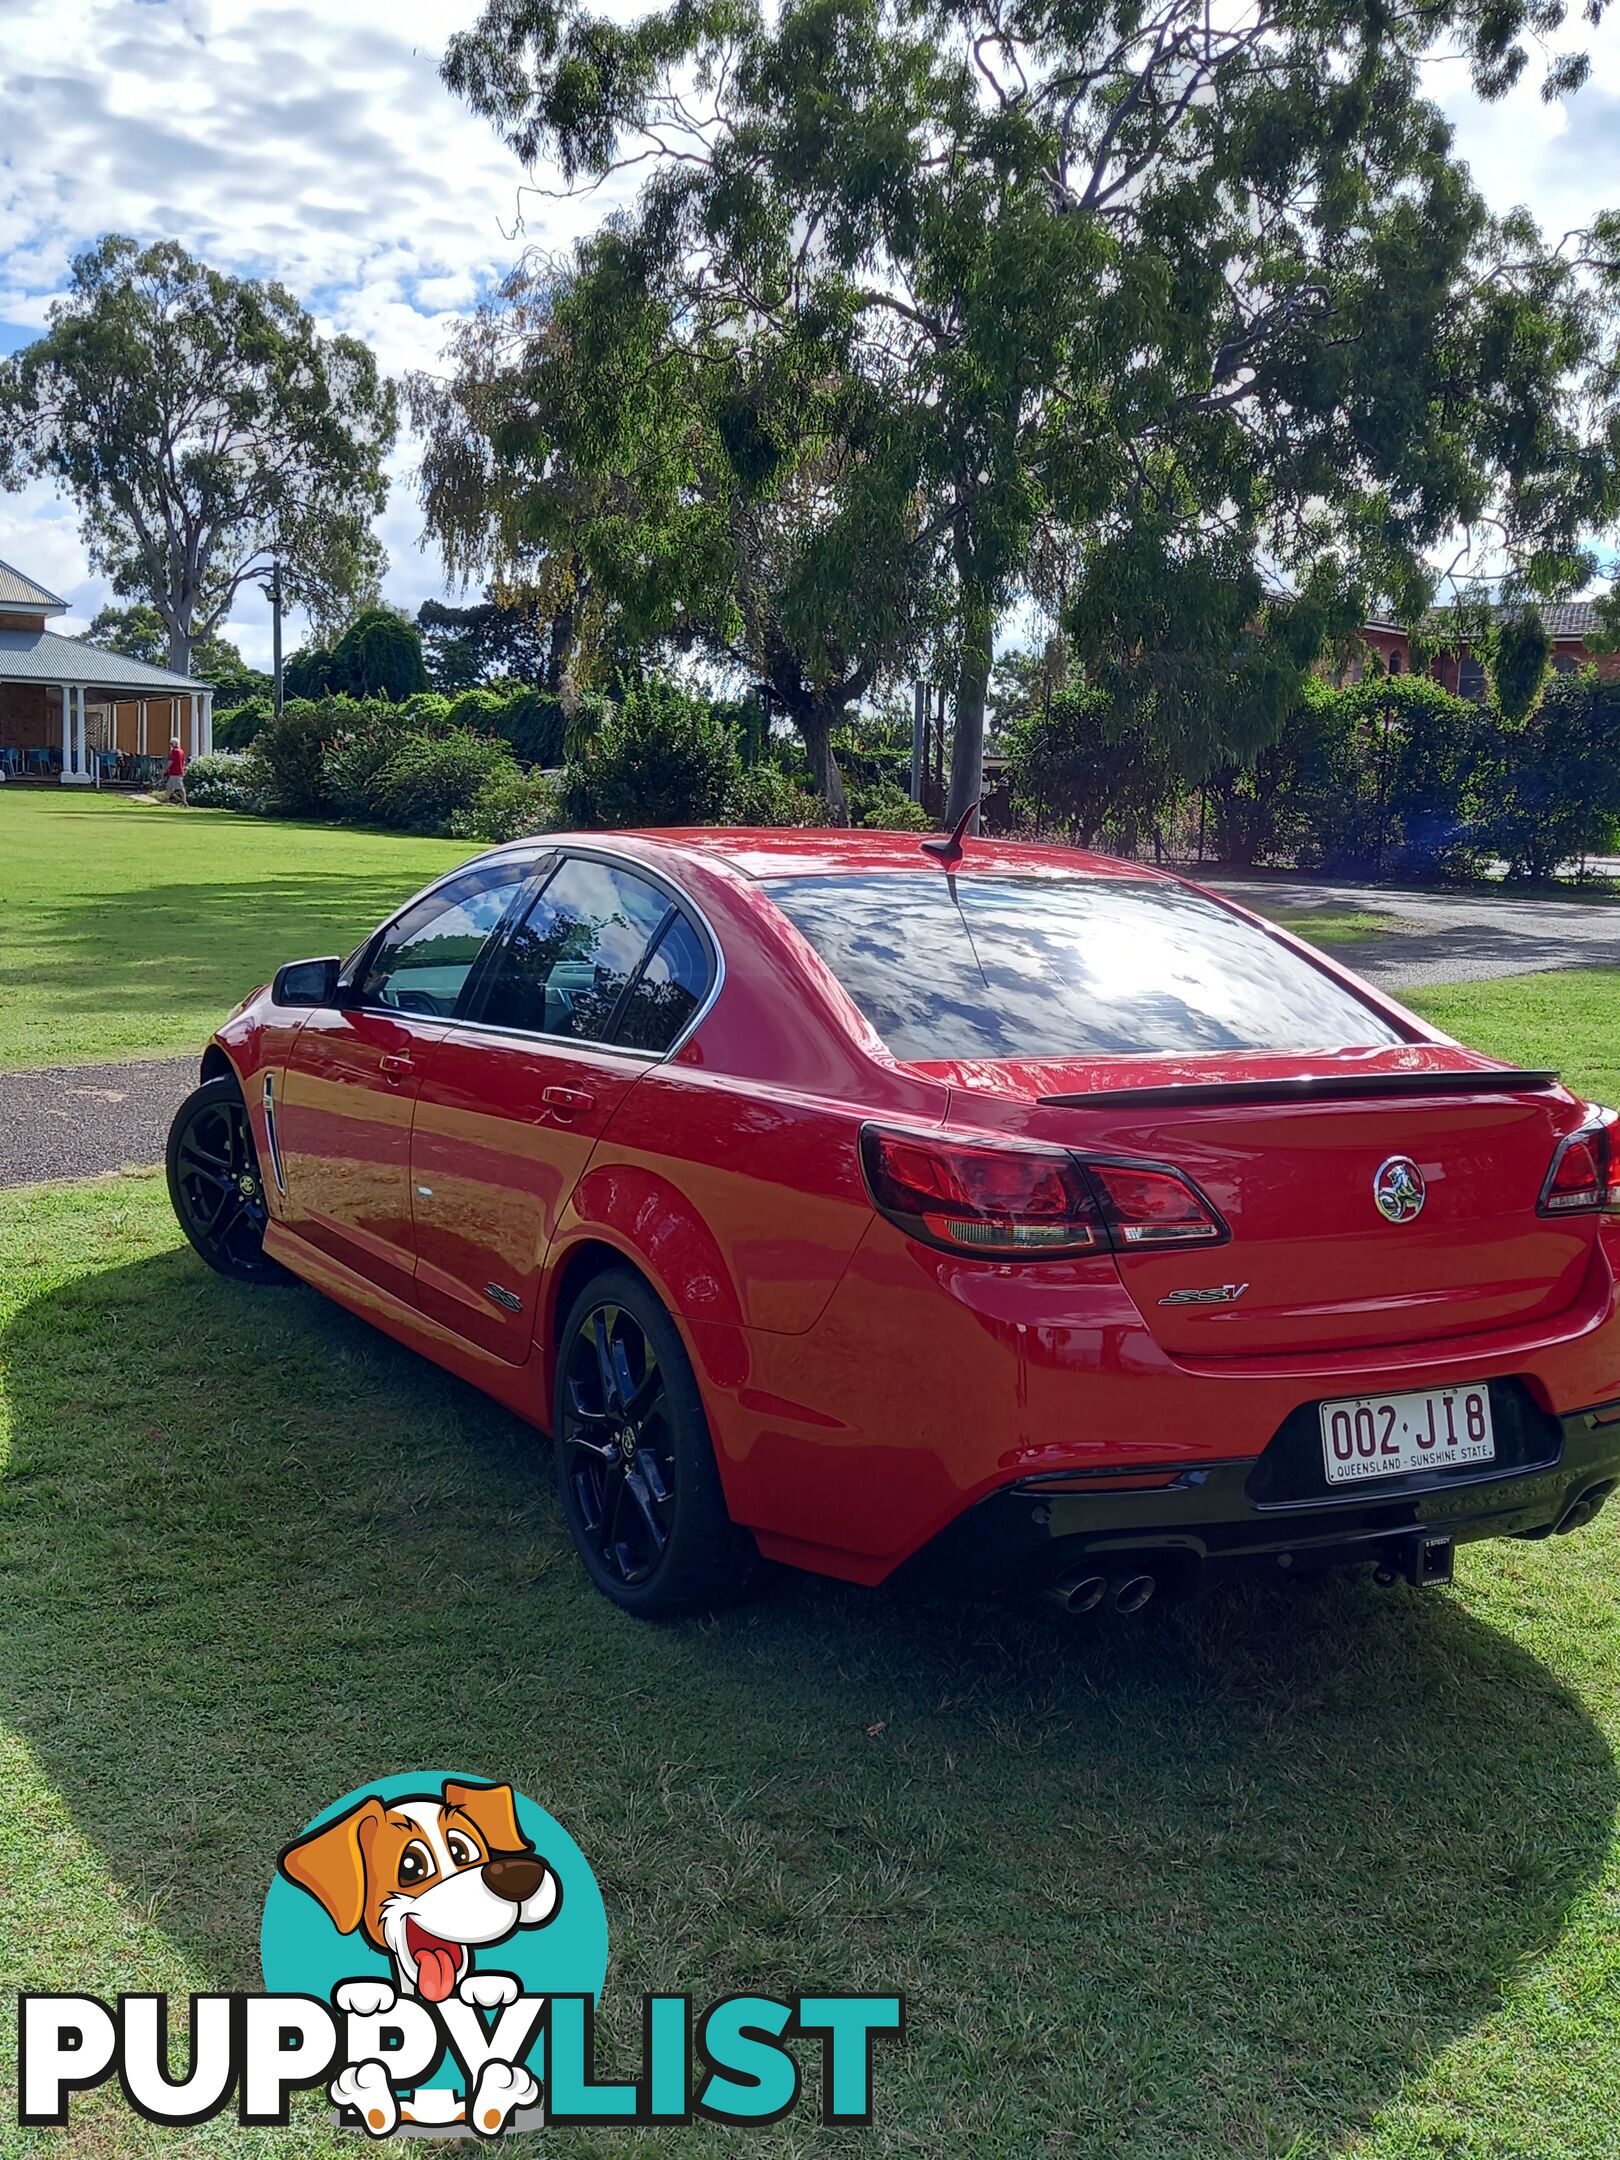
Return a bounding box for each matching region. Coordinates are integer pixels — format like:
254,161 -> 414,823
0,235 -> 395,674
443,0 -> 1619,826
410,251 -> 934,813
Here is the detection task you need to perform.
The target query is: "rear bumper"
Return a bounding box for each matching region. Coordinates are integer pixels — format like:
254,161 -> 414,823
903,1401 -> 1620,1598
698,1218 -> 1620,1584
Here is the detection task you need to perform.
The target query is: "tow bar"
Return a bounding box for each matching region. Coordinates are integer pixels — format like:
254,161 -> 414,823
1376,1533 -> 1454,1589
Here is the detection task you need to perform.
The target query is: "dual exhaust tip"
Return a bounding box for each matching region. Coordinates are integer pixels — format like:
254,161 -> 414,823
1045,1569 -> 1155,1617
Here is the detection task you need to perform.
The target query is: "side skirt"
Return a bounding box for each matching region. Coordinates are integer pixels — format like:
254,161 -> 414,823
263,1222 -> 546,1431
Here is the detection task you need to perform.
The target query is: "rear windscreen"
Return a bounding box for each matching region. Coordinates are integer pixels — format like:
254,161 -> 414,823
764,872 -> 1404,1061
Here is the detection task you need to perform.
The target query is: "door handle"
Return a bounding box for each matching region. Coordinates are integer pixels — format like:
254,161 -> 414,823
379,1051 -> 415,1079
542,1085 -> 595,1116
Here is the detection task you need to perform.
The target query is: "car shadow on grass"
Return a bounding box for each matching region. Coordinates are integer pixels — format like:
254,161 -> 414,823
3,1242 -> 1617,2157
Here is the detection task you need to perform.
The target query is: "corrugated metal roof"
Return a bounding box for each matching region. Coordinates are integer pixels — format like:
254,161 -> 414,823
1539,601 -> 1601,638
0,626 -> 200,692
1423,599 -> 1604,640
0,559 -> 68,614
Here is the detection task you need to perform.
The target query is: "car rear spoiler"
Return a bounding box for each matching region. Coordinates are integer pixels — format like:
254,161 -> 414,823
1037,1069 -> 1562,1111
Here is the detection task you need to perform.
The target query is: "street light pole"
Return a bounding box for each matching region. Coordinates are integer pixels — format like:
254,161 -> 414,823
270,559 -> 284,717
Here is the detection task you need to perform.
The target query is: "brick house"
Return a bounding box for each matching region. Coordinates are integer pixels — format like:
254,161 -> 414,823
0,558 -> 213,783
1357,601 -> 1620,699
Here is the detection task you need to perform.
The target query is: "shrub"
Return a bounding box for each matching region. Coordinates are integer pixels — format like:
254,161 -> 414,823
398,692 -> 454,728
214,695 -> 272,751
447,764 -> 563,843
322,712 -> 412,824
1476,672 -> 1620,878
248,700 -> 340,818
444,686 -> 509,734
370,728 -> 518,835
1007,684 -> 1181,851
730,764 -> 821,826
330,608 -> 430,701
1337,676 -> 1484,879
184,751 -> 262,813
848,779 -> 931,831
562,678 -> 740,828
1202,676 -> 1481,875
831,712 -> 913,793
282,644 -> 334,700
497,687 -> 567,766
1489,609 -> 1553,723
444,682 -> 568,765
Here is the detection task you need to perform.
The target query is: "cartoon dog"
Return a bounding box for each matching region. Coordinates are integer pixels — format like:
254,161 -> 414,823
279,1778 -> 561,2134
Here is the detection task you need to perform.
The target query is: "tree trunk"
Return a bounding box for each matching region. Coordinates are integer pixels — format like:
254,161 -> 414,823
800,706 -> 849,824
167,621 -> 194,678
545,595 -> 575,696
946,578 -> 994,833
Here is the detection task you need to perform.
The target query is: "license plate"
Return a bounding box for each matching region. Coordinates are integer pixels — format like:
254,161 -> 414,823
1319,1385 -> 1495,1486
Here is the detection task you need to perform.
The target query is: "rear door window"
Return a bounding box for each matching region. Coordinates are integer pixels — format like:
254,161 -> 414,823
615,911 -> 710,1052
475,856 -> 679,1043
764,872 -> 1404,1060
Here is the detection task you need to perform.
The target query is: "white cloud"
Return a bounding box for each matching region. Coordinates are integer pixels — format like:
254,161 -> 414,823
0,0 -> 599,662
1,1 -> 1618,665
1432,23 -> 1620,242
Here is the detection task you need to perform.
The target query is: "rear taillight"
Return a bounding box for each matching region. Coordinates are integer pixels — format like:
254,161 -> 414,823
859,1126 -> 1227,1259
1085,1161 -> 1226,1247
1540,1120 -> 1620,1216
859,1126 -> 1105,1256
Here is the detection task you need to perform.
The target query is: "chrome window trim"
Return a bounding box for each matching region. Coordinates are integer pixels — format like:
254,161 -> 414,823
336,839 -> 725,1063
426,1014 -> 665,1064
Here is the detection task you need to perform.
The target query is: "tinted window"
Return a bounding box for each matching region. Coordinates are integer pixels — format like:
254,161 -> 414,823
478,857 -> 672,1041
766,872 -> 1403,1061
359,860 -> 533,1018
616,912 -> 709,1051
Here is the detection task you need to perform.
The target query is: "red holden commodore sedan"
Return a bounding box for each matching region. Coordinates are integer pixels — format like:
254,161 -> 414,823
167,829 -> 1620,1618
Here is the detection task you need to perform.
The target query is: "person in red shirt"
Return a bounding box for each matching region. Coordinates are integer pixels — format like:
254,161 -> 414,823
164,735 -> 189,805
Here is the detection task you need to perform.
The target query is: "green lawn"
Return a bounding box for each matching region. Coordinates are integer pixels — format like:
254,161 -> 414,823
0,790 -> 476,1071
1407,970 -> 1620,1107
1268,905 -> 1418,944
3,1169 -> 1620,2156
6,801 -> 1620,2151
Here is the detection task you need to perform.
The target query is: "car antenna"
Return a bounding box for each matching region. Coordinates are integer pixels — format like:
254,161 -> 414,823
920,800 -> 978,863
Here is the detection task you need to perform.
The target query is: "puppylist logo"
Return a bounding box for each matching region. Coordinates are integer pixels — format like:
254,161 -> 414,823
18,1772 -> 905,2136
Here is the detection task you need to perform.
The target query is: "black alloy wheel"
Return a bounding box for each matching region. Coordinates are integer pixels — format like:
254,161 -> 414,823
560,1300 -> 675,1585
554,1267 -> 754,1616
166,1075 -> 292,1284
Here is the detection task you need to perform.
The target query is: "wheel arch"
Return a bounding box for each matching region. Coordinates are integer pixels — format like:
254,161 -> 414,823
198,1042 -> 237,1088
539,1236 -> 668,1413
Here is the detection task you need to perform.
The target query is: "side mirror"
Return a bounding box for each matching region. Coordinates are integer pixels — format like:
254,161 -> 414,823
271,955 -> 342,1008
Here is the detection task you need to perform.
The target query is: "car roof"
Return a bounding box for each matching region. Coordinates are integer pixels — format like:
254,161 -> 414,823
509,827 -> 1174,884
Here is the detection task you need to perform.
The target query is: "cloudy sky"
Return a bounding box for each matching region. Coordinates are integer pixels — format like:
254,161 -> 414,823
1,0 -> 1619,666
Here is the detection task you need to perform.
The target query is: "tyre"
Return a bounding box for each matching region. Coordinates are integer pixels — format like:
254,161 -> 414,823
553,1267 -> 755,1617
166,1074 -> 293,1285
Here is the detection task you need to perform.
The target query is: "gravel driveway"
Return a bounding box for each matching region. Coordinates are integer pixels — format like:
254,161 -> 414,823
0,1054 -> 197,1190
1204,874 -> 1620,989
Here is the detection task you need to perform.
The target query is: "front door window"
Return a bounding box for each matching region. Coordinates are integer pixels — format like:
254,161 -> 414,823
358,859 -> 536,1019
